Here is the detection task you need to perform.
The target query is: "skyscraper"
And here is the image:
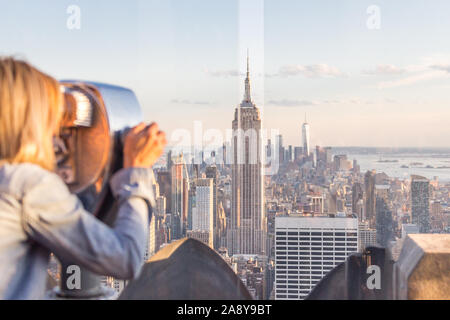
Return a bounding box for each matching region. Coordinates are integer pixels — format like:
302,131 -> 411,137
411,175 -> 430,233
167,150 -> 173,172
364,170 -> 376,227
302,115 -> 310,157
288,145 -> 293,162
227,55 -> 266,256
205,165 -> 219,248
171,153 -> 189,239
274,214 -> 358,300
188,178 -> 214,248
375,196 -> 394,247
192,180 -> 213,230
155,195 -> 166,217
266,139 -> 272,159
187,180 -> 197,231
324,147 -> 332,164
358,221 -> 377,252
144,215 -> 156,261
276,134 -> 284,164
157,171 -> 171,214
352,183 -> 364,219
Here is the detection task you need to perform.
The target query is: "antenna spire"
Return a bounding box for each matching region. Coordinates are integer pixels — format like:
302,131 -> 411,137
247,49 -> 250,79
243,49 -> 252,103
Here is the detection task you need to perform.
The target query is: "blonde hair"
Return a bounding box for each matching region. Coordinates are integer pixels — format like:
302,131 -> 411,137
0,57 -> 62,171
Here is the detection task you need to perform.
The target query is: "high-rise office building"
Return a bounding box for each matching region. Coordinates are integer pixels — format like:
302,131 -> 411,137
324,147 -> 332,164
157,171 -> 171,214
187,180 -> 197,231
266,139 -> 272,159
227,55 -> 266,256
375,196 -> 394,247
352,183 -> 364,219
302,115 -> 310,157
167,150 -> 173,171
358,221 -> 377,252
205,165 -> 219,248
188,178 -> 214,248
274,214 -> 358,300
216,201 -> 227,248
222,142 -> 230,166
276,134 -> 285,164
411,175 -> 430,233
171,154 -> 189,239
144,215 -> 156,261
155,195 -> 166,217
294,147 -> 303,162
364,170 -> 376,228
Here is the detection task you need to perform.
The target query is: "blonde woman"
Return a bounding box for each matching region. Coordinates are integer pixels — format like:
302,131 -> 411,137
0,57 -> 166,299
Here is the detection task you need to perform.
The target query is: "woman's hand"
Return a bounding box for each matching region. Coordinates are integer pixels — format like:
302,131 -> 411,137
123,122 -> 167,169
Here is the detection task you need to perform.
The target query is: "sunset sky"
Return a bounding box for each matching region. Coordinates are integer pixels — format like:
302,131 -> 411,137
1,0 -> 449,148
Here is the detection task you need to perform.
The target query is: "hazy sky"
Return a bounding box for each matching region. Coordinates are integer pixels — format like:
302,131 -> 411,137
1,0 -> 449,148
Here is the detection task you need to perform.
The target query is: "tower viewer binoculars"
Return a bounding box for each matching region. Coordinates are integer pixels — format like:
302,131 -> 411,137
53,81 -> 143,298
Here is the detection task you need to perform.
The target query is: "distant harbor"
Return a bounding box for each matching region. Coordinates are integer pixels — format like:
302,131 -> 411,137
347,151 -> 450,182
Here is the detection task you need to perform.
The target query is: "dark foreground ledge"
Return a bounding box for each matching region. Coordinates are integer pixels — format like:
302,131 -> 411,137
394,234 -> 450,300
119,238 -> 252,300
307,234 -> 450,300
118,235 -> 450,300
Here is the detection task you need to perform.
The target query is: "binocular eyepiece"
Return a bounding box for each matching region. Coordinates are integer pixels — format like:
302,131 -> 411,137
56,81 -> 143,218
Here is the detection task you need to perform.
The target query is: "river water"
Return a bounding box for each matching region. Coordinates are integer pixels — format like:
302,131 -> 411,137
348,153 -> 450,182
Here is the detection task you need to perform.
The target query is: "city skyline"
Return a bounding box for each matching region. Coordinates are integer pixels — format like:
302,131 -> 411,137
1,0 -> 450,147
0,0 -> 448,303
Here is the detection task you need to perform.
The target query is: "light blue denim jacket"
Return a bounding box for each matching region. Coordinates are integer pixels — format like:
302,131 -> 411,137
0,163 -> 155,300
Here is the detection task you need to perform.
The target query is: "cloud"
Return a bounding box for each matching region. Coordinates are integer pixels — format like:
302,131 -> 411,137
267,99 -> 318,107
264,73 -> 279,78
204,68 -> 244,78
206,64 -> 343,79
268,97 -> 397,107
323,99 -> 343,104
374,56 -> 450,89
320,98 -> 372,105
277,64 -> 343,78
430,64 -> 450,73
171,99 -> 212,106
349,98 -> 364,104
377,71 -> 445,89
384,98 -> 398,104
322,99 -> 342,104
363,64 -> 405,75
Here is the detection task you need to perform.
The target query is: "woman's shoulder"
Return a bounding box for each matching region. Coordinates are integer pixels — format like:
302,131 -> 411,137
0,163 -> 63,198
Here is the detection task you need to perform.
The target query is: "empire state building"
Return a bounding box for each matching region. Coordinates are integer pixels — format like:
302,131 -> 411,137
227,55 -> 266,256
